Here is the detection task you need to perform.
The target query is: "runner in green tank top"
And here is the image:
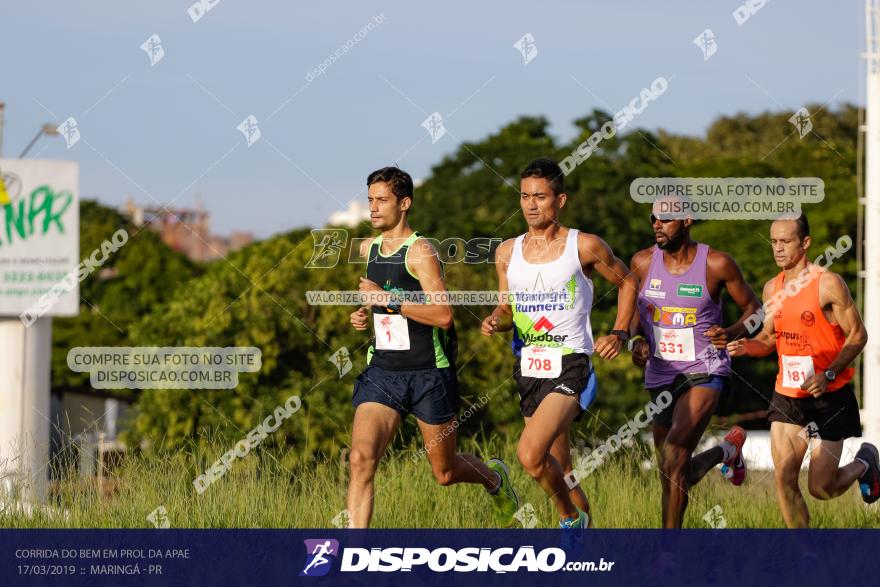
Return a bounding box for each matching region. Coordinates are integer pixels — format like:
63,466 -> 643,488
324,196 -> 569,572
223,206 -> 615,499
347,166 -> 519,528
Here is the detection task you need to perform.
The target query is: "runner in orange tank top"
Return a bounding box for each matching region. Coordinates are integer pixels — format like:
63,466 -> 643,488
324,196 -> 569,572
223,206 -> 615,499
728,214 -> 879,527
770,264 -> 854,398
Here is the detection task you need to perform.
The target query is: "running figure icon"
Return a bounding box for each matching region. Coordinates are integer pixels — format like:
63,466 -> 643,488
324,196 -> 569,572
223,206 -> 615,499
302,540 -> 335,576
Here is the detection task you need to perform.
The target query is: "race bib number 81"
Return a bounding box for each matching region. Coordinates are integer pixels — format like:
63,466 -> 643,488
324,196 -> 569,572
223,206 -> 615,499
782,355 -> 815,388
520,346 -> 562,378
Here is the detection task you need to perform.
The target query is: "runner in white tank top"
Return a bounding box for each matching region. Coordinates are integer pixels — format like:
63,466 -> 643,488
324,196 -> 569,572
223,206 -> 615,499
506,227 -> 594,357
481,158 -> 639,530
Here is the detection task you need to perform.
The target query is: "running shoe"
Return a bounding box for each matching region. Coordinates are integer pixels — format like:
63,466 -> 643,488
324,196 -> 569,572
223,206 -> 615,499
855,443 -> 880,504
559,507 -> 588,554
487,458 -> 520,527
559,507 -> 588,530
719,425 -> 747,486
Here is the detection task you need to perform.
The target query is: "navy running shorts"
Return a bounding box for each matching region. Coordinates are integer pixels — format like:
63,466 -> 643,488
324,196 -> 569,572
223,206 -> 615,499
352,365 -> 460,425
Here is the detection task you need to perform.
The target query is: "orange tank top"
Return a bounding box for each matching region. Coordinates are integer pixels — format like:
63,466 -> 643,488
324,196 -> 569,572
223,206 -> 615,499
772,264 -> 853,398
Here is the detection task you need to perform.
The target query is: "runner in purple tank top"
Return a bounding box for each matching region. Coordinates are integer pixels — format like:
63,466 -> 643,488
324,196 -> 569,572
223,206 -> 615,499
640,243 -> 731,387
629,197 -> 760,528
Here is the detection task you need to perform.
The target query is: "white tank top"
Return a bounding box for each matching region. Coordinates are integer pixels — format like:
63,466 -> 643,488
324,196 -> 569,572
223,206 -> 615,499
506,228 -> 594,355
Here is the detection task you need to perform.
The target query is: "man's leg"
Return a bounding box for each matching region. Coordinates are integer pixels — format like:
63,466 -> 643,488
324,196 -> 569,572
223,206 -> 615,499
416,417 -> 499,490
687,446 -> 724,486
347,402 -> 402,528
687,428 -> 744,487
517,393 -> 582,520
658,386 -> 720,528
770,421 -> 810,528
806,439 -> 867,500
548,429 -> 590,515
653,424 -> 672,526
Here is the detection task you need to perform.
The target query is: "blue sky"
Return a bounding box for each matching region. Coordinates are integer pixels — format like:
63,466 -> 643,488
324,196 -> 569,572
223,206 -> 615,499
0,1 -> 864,238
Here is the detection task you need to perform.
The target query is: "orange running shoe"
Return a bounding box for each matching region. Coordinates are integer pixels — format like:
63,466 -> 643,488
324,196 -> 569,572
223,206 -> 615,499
719,426 -> 746,486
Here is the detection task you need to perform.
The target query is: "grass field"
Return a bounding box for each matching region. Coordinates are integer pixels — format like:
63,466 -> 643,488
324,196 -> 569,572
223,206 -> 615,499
2,433 -> 878,529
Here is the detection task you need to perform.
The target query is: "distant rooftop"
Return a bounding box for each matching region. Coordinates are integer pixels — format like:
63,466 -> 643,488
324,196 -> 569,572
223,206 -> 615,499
121,198 -> 254,262
328,200 -> 370,228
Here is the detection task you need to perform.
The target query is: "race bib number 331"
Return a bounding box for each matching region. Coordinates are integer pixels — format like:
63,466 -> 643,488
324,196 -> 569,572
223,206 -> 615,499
652,326 -> 696,361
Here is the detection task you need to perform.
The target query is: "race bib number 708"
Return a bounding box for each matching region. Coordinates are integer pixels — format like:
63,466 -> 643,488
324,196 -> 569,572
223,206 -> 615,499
520,346 -> 562,378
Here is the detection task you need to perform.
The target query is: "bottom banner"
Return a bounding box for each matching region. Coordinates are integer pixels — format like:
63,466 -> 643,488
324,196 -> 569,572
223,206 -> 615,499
1,529 -> 874,586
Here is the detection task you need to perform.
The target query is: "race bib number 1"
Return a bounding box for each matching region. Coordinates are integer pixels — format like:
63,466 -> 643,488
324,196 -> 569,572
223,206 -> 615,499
652,326 -> 696,361
520,346 -> 562,378
374,313 -> 410,350
782,355 -> 815,388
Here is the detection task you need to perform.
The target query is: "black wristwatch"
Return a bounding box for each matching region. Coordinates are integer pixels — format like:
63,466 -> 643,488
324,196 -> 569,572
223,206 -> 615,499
823,369 -> 836,382
609,329 -> 631,342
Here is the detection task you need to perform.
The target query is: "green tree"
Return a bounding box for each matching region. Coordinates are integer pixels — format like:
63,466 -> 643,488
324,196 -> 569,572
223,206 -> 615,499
52,201 -> 198,394
124,104 -> 861,455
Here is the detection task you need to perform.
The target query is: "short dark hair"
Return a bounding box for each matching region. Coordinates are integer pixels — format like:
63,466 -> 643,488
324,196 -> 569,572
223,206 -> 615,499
793,213 -> 810,240
520,158 -> 565,196
776,213 -> 810,240
367,166 -> 414,201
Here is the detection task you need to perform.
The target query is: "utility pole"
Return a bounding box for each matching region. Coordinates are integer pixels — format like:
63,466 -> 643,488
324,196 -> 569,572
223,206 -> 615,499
862,0 -> 880,443
0,101 -> 6,157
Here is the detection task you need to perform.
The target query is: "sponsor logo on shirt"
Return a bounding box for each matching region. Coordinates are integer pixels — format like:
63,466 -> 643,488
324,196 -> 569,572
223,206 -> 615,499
522,332 -> 568,344
523,315 -> 568,344
677,284 -> 703,297
645,278 -> 666,299
653,306 -> 697,326
534,316 -> 555,332
775,330 -> 807,343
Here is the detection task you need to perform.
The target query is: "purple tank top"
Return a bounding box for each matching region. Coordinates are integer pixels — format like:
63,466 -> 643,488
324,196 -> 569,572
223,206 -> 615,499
637,243 -> 731,388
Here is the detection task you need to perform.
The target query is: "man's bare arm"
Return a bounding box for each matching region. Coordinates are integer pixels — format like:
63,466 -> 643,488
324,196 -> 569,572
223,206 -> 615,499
705,250 -> 761,346
729,279 -> 776,357
821,271 -> 867,375
583,234 -> 640,360
628,249 -> 653,367
482,239 -> 515,336
402,239 -> 454,329
582,234 -> 640,333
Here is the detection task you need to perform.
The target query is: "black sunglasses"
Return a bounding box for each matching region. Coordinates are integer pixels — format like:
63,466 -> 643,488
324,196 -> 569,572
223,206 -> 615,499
650,214 -> 676,224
